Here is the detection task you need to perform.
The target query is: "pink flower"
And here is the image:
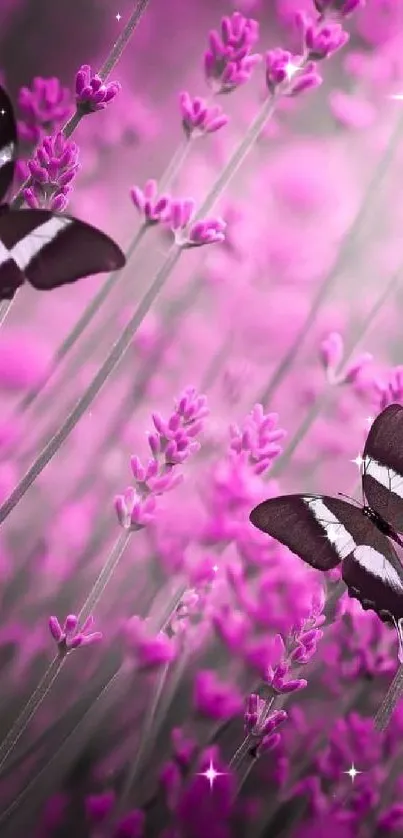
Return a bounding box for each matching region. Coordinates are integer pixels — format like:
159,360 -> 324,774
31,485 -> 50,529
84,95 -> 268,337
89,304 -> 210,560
179,92 -> 228,138
48,614 -> 102,654
130,179 -> 171,225
75,64 -> 121,112
193,670 -> 243,720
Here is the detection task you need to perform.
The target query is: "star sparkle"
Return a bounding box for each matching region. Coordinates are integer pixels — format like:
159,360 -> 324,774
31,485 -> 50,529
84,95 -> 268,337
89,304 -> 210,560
351,453 -> 364,471
116,12 -> 122,21
197,759 -> 225,790
343,762 -> 362,783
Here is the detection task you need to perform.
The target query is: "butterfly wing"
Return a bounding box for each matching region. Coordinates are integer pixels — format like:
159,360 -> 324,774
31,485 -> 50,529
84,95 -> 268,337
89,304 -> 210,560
363,403 -> 403,533
0,210 -> 125,298
250,493 -> 403,621
0,85 -> 17,204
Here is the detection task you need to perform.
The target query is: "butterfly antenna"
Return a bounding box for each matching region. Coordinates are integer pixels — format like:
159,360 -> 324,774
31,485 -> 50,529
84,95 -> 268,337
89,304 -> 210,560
374,618 -> 403,732
337,492 -> 360,508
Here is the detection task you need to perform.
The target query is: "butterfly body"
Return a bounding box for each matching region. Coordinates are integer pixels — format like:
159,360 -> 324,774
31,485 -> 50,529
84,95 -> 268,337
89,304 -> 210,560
0,85 -> 125,299
250,404 -> 403,627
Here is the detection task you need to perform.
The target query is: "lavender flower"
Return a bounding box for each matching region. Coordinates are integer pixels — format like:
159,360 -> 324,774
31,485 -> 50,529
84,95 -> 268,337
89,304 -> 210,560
179,92 -> 229,138
169,199 -> 226,247
319,331 -> 373,385
115,387 -> 208,530
296,12 -> 350,61
23,131 -> 79,210
75,64 -> 121,112
18,76 -> 72,144
265,48 -> 322,96
48,613 -> 102,654
204,11 -> 261,93
229,404 -> 286,476
125,616 -> 176,669
130,179 -> 171,225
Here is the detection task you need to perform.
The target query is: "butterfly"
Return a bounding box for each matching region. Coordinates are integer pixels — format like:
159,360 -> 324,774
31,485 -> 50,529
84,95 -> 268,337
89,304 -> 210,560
250,404 -> 403,635
0,84 -> 125,301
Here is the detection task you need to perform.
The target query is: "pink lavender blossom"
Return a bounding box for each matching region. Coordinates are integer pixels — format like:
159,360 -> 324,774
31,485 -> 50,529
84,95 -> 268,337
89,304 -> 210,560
296,11 -> 349,60
265,48 -> 322,96
17,76 -> 72,144
75,64 -> 121,112
179,92 -> 229,138
169,199 -> 226,246
115,387 -> 208,529
204,11 -> 261,93
130,179 -> 171,225
48,614 -> 102,654
193,670 -> 243,720
229,405 -> 286,476
319,331 -> 373,385
125,616 -> 176,669
23,131 -> 79,210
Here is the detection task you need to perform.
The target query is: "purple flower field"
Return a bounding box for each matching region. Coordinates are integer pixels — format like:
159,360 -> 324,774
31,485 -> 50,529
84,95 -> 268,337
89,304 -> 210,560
0,0 -> 403,836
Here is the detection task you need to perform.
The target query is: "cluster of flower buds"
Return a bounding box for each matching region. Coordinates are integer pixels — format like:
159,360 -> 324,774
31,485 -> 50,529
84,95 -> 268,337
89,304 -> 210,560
125,615 -> 176,670
75,64 -> 121,113
179,92 -> 228,138
204,11 -> 261,94
130,179 -> 171,225
23,132 -> 79,211
115,387 -> 208,530
296,11 -> 349,61
244,694 -> 288,755
169,198 -> 226,248
319,331 -> 373,386
372,366 -> 403,411
48,614 -> 102,655
229,404 -> 286,476
18,77 -> 72,145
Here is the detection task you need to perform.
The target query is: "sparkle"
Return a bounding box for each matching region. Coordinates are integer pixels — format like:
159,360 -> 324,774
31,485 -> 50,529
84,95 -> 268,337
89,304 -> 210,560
351,453 -> 364,471
343,762 -> 362,783
116,12 -> 122,21
285,61 -> 300,81
212,564 -> 219,573
0,109 -> 5,116
197,759 -> 225,790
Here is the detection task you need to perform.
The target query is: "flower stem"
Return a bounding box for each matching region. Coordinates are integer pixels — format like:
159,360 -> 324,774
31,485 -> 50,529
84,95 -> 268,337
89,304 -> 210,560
114,662 -> 170,817
260,112 -> 403,407
374,663 -> 403,732
269,263 -> 402,477
14,140 -> 192,423
78,529 -> 133,627
0,653 -> 64,772
17,224 -> 147,414
0,95 -> 279,524
0,244 -> 181,525
11,0 -> 152,210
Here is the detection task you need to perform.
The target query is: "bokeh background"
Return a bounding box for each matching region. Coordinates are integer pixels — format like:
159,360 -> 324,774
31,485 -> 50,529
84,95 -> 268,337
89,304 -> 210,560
0,1 -> 403,837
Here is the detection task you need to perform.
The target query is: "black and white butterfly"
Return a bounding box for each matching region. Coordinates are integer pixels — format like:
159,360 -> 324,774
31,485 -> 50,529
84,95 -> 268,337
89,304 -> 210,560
250,404 -> 403,634
0,84 -> 125,300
